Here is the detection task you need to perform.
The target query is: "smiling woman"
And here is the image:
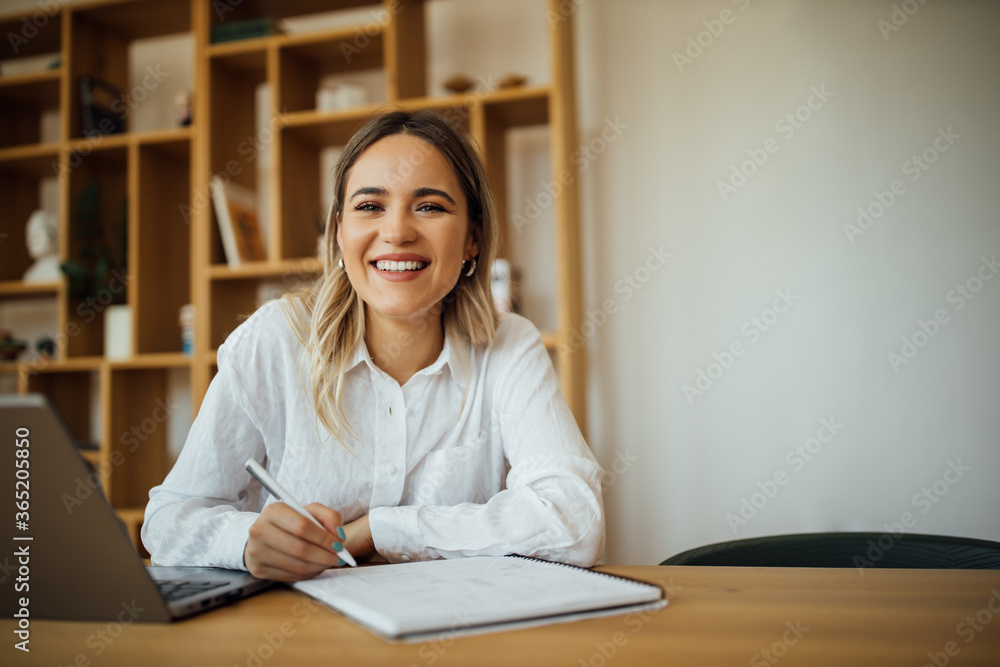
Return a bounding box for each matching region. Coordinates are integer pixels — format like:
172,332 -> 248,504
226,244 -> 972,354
141,109 -> 606,582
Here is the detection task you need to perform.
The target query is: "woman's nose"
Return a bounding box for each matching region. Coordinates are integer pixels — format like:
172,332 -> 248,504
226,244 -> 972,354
379,207 -> 417,245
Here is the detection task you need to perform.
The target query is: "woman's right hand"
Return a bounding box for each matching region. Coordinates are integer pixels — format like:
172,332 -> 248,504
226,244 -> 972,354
243,502 -> 345,581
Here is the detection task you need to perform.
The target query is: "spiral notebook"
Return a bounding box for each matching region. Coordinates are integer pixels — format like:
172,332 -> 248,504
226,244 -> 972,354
291,555 -> 667,642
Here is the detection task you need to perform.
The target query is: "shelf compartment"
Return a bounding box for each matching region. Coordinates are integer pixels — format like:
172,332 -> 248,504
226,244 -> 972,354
207,260 -> 320,349
0,70 -> 61,148
64,146 -> 129,358
107,367 -> 175,508
209,279 -> 261,350
276,127 -> 326,260
0,9 -> 62,60
23,365 -> 101,449
277,26 -> 385,114
207,55 -> 268,267
134,138 -> 191,355
68,0 -> 193,141
0,146 -> 61,282
70,0 -> 191,42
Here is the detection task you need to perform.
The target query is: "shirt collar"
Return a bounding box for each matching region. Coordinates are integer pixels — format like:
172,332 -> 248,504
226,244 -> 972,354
345,323 -> 470,389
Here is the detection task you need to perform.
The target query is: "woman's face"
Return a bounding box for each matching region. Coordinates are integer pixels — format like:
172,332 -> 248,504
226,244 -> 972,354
336,133 -> 478,326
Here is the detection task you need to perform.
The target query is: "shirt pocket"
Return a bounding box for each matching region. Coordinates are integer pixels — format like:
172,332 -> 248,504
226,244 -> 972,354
414,444 -> 492,506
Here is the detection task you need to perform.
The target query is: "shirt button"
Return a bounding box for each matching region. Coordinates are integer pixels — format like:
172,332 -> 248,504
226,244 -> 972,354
400,554 -> 411,562
386,463 -> 397,475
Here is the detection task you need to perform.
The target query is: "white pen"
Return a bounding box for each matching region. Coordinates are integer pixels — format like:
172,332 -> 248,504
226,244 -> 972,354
245,458 -> 357,567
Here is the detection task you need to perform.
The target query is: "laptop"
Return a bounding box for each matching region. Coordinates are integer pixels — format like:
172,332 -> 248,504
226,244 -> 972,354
1,393 -> 273,622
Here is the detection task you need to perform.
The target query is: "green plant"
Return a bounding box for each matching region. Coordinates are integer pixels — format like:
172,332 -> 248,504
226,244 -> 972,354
60,181 -> 128,303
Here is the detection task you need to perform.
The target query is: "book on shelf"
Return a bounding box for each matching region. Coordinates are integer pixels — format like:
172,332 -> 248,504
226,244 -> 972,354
210,17 -> 281,44
209,176 -> 266,268
78,75 -> 125,137
291,555 -> 667,642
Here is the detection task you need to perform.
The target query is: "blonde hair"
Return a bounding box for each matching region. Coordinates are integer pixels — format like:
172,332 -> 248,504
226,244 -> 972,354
281,109 -> 500,445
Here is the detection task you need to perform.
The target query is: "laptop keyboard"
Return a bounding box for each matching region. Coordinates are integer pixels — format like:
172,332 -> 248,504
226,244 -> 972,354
156,580 -> 229,602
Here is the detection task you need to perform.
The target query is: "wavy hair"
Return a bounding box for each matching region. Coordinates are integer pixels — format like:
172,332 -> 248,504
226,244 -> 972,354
281,109 -> 500,446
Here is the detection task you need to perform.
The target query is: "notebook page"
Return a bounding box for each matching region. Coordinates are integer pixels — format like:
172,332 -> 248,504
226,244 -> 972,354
292,556 -> 663,638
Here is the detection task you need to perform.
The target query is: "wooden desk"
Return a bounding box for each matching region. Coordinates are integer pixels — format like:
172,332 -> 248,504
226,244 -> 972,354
4,565 -> 999,666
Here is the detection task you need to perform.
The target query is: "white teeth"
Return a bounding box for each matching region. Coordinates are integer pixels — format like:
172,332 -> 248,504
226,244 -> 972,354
375,260 -> 428,272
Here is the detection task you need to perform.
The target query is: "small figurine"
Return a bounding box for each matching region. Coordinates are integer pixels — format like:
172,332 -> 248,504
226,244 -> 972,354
23,209 -> 60,283
498,73 -> 528,89
443,74 -> 475,94
0,329 -> 28,362
35,337 -> 56,359
175,91 -> 193,127
178,304 -> 195,355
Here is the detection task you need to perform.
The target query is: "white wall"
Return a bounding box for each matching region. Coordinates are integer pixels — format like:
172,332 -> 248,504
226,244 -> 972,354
568,0 -> 1000,563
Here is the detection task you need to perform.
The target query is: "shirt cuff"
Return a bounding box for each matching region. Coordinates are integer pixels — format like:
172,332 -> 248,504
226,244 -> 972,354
369,505 -> 423,562
209,511 -> 260,571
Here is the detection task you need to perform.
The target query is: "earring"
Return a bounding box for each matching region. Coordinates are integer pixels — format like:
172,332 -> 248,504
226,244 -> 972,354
338,258 -> 345,270
464,258 -> 477,277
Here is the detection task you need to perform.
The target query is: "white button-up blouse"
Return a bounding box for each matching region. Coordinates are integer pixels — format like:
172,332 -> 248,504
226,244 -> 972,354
142,300 -> 605,569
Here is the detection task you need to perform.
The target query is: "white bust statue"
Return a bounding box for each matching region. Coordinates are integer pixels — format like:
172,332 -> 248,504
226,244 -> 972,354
23,210 -> 60,283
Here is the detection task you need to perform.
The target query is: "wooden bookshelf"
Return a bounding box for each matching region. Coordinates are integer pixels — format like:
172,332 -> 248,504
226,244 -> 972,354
0,0 -> 586,549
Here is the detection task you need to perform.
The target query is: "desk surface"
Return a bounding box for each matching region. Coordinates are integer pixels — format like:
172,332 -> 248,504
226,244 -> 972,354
4,565 -> 1000,666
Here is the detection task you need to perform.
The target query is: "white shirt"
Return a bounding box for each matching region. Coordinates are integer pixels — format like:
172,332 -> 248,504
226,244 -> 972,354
142,300 -> 605,569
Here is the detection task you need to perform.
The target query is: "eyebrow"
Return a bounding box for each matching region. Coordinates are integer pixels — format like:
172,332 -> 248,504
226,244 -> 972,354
349,186 -> 388,199
413,187 -> 457,207
348,186 -> 457,207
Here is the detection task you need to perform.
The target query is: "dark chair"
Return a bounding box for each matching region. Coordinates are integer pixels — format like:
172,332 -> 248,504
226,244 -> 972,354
659,532 -> 1000,569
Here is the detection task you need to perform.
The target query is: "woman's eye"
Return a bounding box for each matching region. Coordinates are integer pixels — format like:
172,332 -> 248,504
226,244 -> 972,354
417,202 -> 446,213
354,202 -> 382,212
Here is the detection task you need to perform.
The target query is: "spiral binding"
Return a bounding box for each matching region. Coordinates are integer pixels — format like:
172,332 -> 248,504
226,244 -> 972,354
505,554 -> 666,597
